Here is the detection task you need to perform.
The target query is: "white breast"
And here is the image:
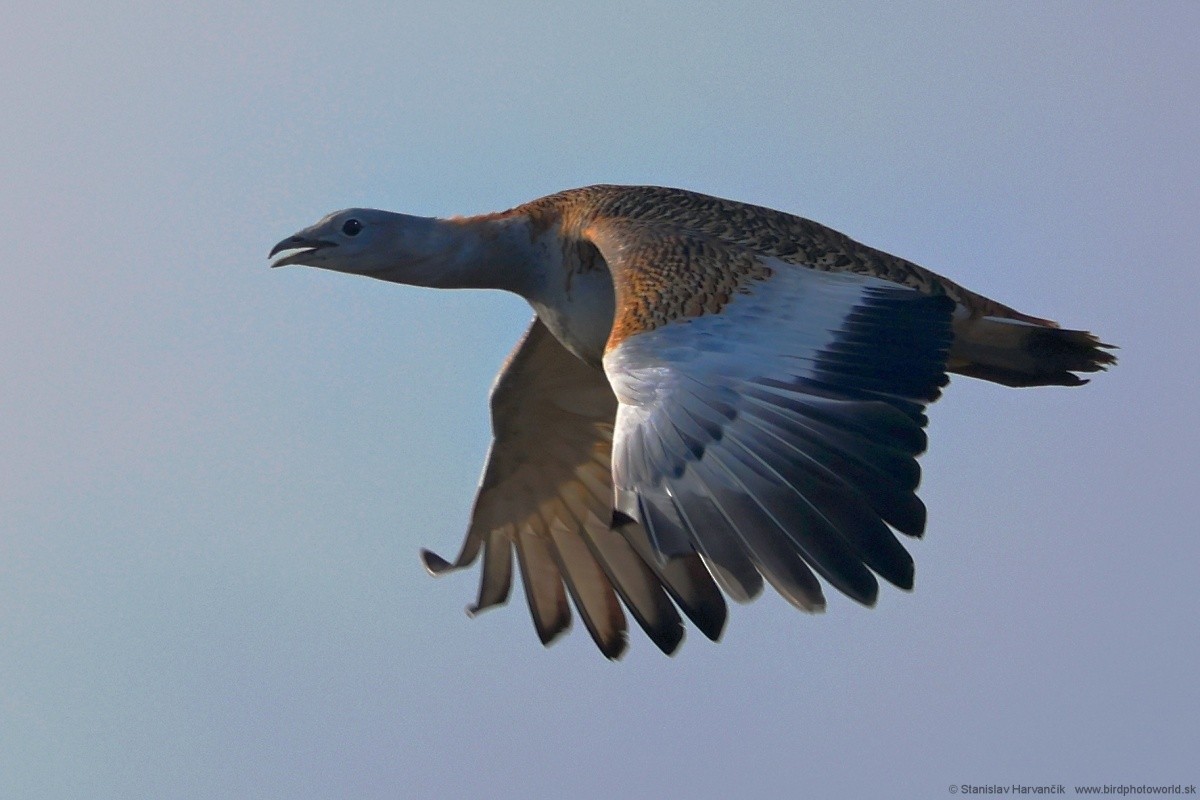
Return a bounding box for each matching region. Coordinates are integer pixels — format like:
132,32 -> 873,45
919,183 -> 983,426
525,238 -> 616,367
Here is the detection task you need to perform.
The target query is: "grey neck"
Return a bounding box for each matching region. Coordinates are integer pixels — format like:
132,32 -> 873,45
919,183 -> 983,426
367,214 -> 541,297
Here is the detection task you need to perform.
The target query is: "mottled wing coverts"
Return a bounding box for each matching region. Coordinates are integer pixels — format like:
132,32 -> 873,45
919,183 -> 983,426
515,184 -> 1039,323
584,220 -> 774,346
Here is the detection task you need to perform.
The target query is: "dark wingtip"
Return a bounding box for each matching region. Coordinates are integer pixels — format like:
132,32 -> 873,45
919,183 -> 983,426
599,632 -> 631,661
420,548 -> 453,576
841,573 -> 880,608
656,625 -> 686,656
534,621 -> 571,648
611,509 -> 637,529
638,616 -> 686,656
689,595 -> 729,642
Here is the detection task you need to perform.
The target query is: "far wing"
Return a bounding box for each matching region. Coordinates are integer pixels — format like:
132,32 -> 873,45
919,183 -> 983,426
589,220 -> 955,611
421,317 -> 725,658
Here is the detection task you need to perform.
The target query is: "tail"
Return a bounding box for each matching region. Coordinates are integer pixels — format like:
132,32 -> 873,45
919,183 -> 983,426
947,313 -> 1117,388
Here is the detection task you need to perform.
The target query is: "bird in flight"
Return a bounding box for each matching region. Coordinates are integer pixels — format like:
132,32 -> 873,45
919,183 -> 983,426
271,184 -> 1114,659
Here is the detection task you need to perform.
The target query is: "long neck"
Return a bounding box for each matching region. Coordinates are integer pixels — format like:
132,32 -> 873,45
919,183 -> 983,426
371,213 -> 542,296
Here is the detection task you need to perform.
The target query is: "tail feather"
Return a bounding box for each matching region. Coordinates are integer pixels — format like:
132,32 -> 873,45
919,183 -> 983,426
947,315 -> 1117,388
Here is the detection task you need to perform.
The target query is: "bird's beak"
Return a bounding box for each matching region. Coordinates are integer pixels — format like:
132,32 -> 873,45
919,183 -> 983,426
269,235 -> 336,268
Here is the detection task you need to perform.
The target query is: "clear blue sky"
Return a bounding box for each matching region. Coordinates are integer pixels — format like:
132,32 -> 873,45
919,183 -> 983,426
2,3 -> 1196,798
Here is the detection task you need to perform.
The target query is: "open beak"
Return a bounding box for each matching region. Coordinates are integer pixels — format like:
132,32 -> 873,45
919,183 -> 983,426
269,235 -> 336,267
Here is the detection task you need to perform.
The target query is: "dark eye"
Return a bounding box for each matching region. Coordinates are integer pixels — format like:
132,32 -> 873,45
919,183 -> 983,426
341,219 -> 363,236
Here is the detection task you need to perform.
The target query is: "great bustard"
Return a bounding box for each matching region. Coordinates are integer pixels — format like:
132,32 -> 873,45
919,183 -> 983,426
272,184 -> 1115,659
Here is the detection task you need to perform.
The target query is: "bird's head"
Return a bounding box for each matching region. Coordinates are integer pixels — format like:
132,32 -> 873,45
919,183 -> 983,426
270,208 -> 453,282
271,206 -> 533,292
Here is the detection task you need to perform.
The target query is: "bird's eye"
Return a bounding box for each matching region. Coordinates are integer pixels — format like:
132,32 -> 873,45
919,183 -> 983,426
342,219 -> 363,236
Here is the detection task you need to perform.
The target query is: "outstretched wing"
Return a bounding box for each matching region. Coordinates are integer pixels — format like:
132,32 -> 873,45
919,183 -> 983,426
588,219 -> 956,611
421,317 -> 726,658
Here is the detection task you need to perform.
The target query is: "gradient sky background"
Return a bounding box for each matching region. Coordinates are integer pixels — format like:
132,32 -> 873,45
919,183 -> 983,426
2,3 -> 1197,798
